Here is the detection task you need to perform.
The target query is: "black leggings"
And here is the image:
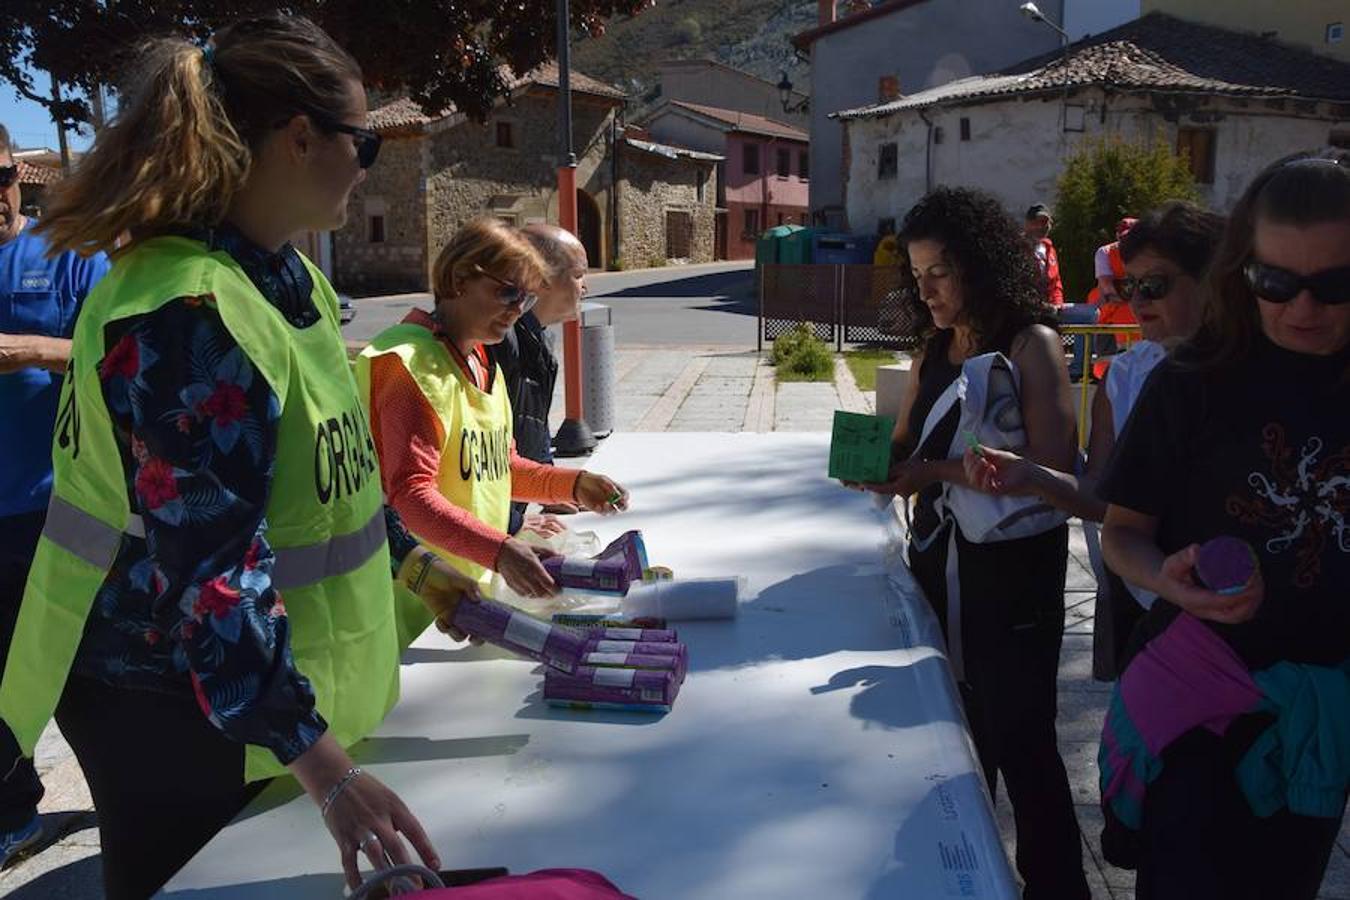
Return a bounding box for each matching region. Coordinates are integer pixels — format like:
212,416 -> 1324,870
910,521 -> 1089,900
55,677 -> 269,899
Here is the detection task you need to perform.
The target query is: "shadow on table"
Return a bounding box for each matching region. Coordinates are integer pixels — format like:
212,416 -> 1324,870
513,688 -> 667,727
811,660 -> 961,732
232,734 -> 531,824
159,871 -> 345,899
864,772 -> 1013,900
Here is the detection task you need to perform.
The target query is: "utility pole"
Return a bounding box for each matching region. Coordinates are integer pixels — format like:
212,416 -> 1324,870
552,0 -> 597,456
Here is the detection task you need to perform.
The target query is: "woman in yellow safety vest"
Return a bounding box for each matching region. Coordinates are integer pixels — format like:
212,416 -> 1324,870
358,218 -> 629,600
0,14 -> 475,897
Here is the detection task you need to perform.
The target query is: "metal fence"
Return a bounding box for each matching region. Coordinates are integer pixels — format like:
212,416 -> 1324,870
758,264 -> 922,351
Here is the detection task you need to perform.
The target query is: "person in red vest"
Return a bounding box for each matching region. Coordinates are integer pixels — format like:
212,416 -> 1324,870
1025,203 -> 1064,305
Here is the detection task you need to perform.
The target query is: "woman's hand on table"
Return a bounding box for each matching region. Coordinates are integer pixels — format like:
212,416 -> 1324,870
1156,544 -> 1264,625
496,538 -> 559,598
962,446 -> 1038,497
574,472 -> 629,515
291,735 -> 440,891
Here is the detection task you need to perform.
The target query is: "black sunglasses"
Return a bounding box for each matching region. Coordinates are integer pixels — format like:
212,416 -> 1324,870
473,266 -> 538,315
1243,260 -> 1350,306
1114,274 -> 1173,302
0,165 -> 18,189
294,111 -> 381,169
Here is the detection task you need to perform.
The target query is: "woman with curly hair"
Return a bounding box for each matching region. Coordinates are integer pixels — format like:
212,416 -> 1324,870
864,187 -> 1088,898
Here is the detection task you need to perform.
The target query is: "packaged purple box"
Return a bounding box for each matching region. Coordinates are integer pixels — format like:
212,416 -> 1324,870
542,531 -> 648,596
582,626 -> 679,644
585,638 -> 686,661
551,613 -> 669,630
544,665 -> 680,708
451,597 -> 587,673
583,649 -> 687,683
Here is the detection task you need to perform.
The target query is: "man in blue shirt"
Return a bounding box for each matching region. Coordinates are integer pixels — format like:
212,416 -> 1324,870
0,124 -> 110,866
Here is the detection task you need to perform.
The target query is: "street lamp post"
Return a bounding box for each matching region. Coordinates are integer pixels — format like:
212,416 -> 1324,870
776,71 -> 808,116
1018,1 -> 1069,47
552,0 -> 596,456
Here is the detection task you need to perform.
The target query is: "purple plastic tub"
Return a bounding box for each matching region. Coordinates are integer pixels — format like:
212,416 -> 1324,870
1195,536 -> 1258,596
451,597 -> 588,673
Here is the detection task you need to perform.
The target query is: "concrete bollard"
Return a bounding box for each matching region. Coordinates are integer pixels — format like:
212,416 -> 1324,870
874,355 -> 915,421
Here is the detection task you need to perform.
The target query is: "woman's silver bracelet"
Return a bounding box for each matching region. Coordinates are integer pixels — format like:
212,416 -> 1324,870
320,766 -> 363,818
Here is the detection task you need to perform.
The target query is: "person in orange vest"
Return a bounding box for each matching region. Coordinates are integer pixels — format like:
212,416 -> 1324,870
1086,217 -> 1142,378
1024,203 -> 1064,305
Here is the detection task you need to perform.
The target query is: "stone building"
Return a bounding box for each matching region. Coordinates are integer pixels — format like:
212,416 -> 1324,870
334,64 -> 718,295
834,12 -> 1350,234
616,130 -> 721,268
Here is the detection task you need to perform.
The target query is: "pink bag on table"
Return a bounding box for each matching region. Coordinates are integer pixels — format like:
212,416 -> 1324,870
411,868 -> 636,899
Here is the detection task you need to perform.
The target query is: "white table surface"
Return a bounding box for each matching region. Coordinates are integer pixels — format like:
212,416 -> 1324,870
161,432 -> 1016,899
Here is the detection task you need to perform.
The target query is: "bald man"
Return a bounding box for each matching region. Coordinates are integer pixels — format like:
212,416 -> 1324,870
491,223 -> 589,534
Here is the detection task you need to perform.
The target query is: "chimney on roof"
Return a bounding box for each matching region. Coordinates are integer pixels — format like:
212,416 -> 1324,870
879,75 -> 900,102
818,0 -> 836,26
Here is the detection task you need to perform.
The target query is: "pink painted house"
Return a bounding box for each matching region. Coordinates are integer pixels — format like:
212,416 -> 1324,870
643,100 -> 810,259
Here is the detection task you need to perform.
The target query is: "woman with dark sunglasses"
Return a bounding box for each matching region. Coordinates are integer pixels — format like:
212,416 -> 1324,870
358,218 -> 629,602
963,201 -> 1225,678
0,14 -> 484,897
1096,149 -> 1350,899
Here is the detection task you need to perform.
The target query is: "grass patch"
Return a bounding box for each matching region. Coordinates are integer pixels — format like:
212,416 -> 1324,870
771,324 -> 835,383
843,349 -> 899,392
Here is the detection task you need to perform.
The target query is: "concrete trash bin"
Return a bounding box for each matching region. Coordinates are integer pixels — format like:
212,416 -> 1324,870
579,301 -> 615,436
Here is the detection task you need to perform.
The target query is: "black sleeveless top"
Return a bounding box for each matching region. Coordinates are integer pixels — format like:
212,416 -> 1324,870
904,330 -> 963,539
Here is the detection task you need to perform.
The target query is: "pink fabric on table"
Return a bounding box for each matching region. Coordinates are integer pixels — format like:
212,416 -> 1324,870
412,868 -> 636,899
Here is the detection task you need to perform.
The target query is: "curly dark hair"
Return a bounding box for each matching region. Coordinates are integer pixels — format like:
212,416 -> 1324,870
899,186 -> 1056,353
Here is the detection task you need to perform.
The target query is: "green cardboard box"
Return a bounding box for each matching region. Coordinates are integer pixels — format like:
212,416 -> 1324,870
829,411 -> 895,483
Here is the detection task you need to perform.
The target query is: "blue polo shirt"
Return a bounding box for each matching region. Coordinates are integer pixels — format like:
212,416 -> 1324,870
0,221 -> 110,517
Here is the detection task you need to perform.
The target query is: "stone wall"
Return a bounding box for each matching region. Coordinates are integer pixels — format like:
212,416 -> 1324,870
334,134 -> 428,295
425,92 -> 617,269
617,145 -> 717,267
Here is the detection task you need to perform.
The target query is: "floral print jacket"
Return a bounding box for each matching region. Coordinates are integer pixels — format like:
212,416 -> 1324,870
73,226 -> 415,765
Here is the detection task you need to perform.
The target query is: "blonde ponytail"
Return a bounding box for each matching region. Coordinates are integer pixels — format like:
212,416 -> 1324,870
36,40 -> 250,256
37,14 -> 362,257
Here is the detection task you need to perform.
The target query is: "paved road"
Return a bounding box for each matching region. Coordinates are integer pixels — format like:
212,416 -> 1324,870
343,261 -> 756,348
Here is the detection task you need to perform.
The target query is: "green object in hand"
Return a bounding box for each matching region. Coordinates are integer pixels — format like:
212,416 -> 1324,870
964,430 -> 984,457
829,411 -> 896,483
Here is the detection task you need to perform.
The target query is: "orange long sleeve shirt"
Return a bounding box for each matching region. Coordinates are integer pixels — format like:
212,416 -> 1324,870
368,310 -> 580,570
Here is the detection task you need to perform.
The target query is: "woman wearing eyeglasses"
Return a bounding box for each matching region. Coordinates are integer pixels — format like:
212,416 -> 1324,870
1095,150 -> 1350,899
0,15 -> 484,897
962,201 -> 1225,678
358,218 -> 628,602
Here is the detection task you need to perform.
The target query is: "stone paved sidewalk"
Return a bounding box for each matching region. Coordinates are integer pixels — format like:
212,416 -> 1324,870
4,346 -> 1347,899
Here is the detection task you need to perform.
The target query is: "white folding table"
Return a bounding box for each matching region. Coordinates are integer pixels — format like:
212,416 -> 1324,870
161,432 -> 1016,899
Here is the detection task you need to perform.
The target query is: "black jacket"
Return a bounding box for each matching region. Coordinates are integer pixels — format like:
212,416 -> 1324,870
489,312 -> 558,534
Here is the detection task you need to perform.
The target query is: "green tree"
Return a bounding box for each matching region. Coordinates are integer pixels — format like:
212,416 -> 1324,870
0,0 -> 654,131
1053,136 -> 1201,301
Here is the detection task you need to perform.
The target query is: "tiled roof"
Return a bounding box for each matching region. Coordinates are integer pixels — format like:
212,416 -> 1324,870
368,63 -> 625,131
835,12 -> 1350,120
623,136 -> 723,162
664,101 -> 809,141
17,160 -> 60,185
